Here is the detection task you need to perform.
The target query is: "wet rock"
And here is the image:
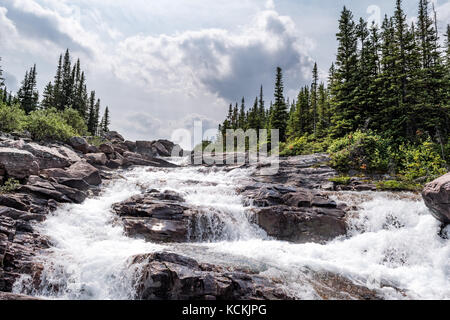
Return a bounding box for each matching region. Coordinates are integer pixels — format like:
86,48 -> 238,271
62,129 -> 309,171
254,206 -> 346,244
135,141 -> 154,158
0,292 -> 42,300
112,190 -> 192,243
130,252 -> 291,300
68,137 -> 89,154
85,153 -> 107,166
0,148 -> 39,179
422,172 -> 450,223
124,140 -> 136,152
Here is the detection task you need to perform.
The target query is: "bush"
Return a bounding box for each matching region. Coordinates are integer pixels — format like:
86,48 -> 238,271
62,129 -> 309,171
61,108 -> 88,136
0,178 -> 21,194
398,139 -> 447,182
328,176 -> 351,185
280,135 -> 331,156
25,108 -> 76,142
376,180 -> 421,192
0,102 -> 26,132
328,130 -> 391,172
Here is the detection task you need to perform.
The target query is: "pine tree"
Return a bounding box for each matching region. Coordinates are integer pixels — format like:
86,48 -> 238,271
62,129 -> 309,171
61,49 -> 73,110
238,97 -> 246,129
18,65 -> 39,113
41,82 -> 54,109
311,63 -> 319,136
101,107 -> 110,133
0,57 -> 4,90
53,54 -> 63,110
330,7 -> 359,136
87,91 -> 97,135
269,67 -> 289,141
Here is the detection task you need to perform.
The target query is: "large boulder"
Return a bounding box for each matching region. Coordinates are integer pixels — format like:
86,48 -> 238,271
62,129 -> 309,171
68,137 -> 89,154
130,252 -> 291,300
242,185 -> 346,243
255,206 -> 346,244
22,143 -> 77,170
41,161 -> 102,186
135,141 -> 154,158
104,131 -> 124,142
112,190 -> 193,242
99,143 -> 115,155
0,148 -> 39,179
422,172 -> 450,223
85,153 -> 107,166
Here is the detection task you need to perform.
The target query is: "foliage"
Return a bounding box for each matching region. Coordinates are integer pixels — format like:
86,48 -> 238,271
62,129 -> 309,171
280,135 -> 331,156
87,136 -> 108,147
0,178 -> 21,194
0,102 -> 26,132
328,176 -> 351,185
376,180 -> 422,192
328,130 -> 391,172
398,139 -> 447,182
25,108 -> 77,142
61,108 -> 88,136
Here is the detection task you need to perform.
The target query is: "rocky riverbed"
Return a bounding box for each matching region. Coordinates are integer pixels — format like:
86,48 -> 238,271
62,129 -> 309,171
0,132 -> 449,300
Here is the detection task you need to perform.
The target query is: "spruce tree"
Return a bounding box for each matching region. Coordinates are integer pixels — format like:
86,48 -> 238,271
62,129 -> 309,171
269,67 -> 289,141
0,57 -> 4,89
87,91 -> 96,134
41,82 -> 54,109
311,63 -> 319,136
101,107 -> 110,133
61,49 -> 73,110
18,65 -> 39,113
330,7 -> 359,136
53,54 -> 63,110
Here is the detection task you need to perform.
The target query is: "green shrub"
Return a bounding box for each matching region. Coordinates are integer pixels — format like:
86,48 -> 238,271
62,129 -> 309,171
0,102 -> 26,132
87,136 -> 108,147
328,130 -> 391,172
0,178 -> 21,193
376,180 -> 421,192
281,135 -> 331,156
61,108 -> 88,136
328,176 -> 351,185
25,108 -> 76,142
398,139 -> 447,182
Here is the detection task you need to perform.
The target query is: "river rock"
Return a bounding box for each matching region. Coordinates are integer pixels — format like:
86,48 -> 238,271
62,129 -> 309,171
99,143 -> 115,155
112,190 -> 193,242
41,161 -> 102,186
0,148 -> 39,179
22,143 -> 73,170
130,252 -> 291,300
422,172 -> 450,223
85,153 -> 108,166
104,131 -> 125,143
68,137 -> 89,154
135,141 -> 154,158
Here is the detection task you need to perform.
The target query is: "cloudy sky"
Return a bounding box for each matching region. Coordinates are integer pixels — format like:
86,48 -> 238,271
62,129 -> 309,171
1,0 -> 449,148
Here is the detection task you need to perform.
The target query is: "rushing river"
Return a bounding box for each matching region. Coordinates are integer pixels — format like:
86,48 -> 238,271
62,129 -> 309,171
13,159 -> 450,300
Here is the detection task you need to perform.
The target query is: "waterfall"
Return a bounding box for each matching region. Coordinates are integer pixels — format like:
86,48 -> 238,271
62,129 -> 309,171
12,163 -> 450,300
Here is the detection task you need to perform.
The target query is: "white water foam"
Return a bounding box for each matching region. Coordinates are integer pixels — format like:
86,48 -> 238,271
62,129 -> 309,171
13,163 -> 450,300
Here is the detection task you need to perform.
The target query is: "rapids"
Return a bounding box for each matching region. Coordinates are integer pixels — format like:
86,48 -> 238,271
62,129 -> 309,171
12,160 -> 450,300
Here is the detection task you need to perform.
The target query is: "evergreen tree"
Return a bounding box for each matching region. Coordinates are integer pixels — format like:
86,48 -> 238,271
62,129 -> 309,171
17,65 -> 39,113
87,91 -> 97,134
330,7 -> 359,136
238,97 -> 246,129
101,107 -> 110,133
311,63 -> 319,136
53,54 -> 63,110
0,57 -> 4,90
61,49 -> 73,109
269,67 -> 289,141
41,82 -> 54,109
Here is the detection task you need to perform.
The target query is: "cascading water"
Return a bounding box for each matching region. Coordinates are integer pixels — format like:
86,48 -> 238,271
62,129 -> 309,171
12,160 -> 450,300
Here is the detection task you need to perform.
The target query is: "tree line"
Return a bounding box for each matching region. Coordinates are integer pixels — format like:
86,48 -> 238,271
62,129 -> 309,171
219,0 -> 450,154
0,49 -> 110,136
